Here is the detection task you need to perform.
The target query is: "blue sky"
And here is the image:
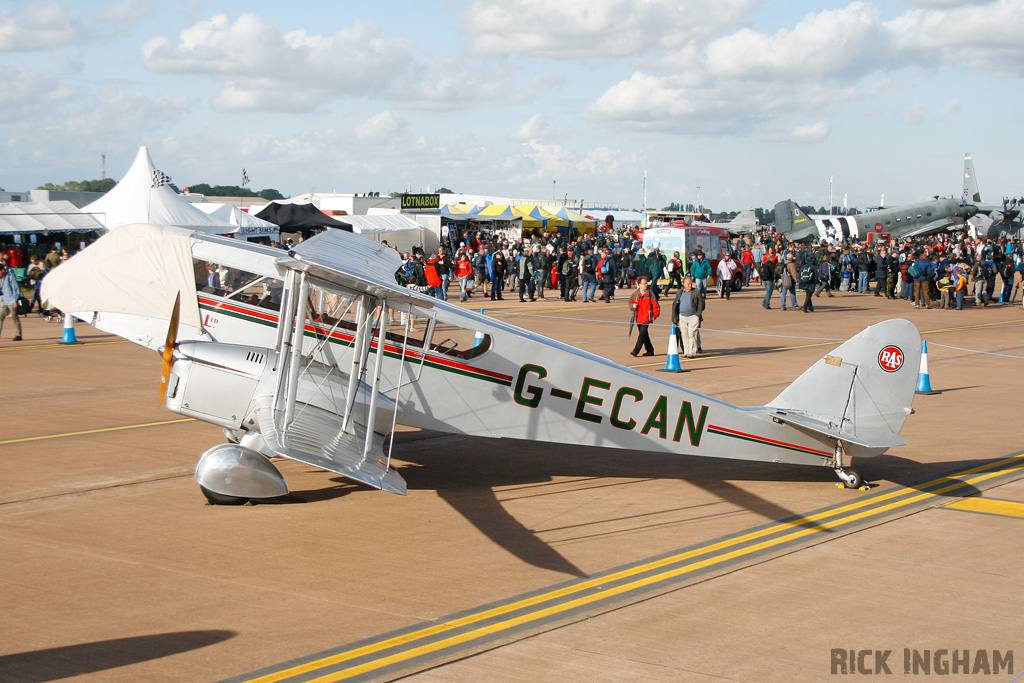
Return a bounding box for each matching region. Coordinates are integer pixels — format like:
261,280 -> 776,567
3,0 -> 1024,213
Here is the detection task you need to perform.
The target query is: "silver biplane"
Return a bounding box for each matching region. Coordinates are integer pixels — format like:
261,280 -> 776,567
43,224 -> 922,504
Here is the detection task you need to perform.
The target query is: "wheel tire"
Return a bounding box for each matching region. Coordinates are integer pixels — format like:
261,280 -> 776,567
732,278 -> 743,292
200,485 -> 250,506
843,470 -> 863,489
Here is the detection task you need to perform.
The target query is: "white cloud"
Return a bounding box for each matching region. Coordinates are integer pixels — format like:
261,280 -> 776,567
460,0 -> 755,58
0,3 -> 81,51
887,0 -> 1024,74
937,99 -> 960,119
141,14 -> 416,112
786,122 -> 832,143
0,68 -> 75,124
509,114 -> 550,141
706,3 -> 893,81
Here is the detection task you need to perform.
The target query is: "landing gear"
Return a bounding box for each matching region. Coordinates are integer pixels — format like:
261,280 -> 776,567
831,441 -> 864,489
200,486 -> 250,506
834,468 -> 863,489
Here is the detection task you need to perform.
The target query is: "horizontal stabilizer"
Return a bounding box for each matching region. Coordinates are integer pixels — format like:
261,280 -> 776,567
254,396 -> 406,495
760,409 -> 906,449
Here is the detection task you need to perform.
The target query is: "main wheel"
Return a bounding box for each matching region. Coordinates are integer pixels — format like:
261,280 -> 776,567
200,485 -> 250,506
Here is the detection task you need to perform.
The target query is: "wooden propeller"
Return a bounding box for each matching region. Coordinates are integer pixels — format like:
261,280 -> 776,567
158,292 -> 181,407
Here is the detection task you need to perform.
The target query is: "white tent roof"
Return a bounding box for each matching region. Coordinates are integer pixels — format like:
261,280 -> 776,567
191,202 -> 280,239
0,200 -> 105,234
342,214 -> 423,234
83,147 -> 230,232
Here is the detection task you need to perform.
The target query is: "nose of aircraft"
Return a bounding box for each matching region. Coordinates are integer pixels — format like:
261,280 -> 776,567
957,203 -> 979,219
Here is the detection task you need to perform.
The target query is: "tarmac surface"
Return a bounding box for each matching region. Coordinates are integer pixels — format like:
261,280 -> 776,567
2,283 -> 1023,682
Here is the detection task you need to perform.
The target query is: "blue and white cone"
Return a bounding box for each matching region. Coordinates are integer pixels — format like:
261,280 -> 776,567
915,339 -> 936,394
658,323 -> 683,373
61,313 -> 79,344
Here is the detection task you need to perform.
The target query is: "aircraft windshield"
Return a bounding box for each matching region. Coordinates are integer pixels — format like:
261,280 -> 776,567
194,259 -> 282,310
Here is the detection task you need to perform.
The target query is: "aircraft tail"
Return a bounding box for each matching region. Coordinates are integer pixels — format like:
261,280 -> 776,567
963,153 -> 981,203
764,319 -> 921,459
773,200 -> 817,241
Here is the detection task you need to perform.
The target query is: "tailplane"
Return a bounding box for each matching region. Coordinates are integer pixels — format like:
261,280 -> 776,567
765,319 -> 921,459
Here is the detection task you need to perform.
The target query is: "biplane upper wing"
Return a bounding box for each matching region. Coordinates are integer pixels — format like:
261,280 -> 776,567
252,396 -> 407,495
280,229 -> 432,310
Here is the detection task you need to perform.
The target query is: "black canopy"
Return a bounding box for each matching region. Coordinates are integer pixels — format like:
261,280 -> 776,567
255,202 -> 353,237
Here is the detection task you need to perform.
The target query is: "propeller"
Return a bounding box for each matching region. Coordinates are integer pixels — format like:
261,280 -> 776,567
158,292 -> 181,407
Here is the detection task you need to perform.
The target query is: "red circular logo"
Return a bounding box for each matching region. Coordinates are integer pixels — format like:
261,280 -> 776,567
878,345 -> 904,372
874,223 -> 884,232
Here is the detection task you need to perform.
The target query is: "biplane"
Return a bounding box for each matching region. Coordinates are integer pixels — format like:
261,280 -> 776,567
43,224 -> 921,504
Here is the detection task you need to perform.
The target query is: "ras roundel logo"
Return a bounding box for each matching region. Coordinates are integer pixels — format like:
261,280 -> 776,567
878,345 -> 904,372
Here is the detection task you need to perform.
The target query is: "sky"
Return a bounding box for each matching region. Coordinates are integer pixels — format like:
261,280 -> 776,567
3,0 -> 1024,213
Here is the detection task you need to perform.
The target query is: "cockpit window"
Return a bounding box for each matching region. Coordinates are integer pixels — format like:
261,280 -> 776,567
193,258 -> 281,311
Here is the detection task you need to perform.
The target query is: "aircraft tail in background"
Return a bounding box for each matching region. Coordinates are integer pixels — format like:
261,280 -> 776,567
772,200 -> 819,241
963,153 -> 981,204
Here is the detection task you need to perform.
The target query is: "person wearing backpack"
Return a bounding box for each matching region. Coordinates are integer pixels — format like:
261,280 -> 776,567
580,248 -> 597,302
798,255 -> 818,312
778,255 -> 798,310
562,249 -> 579,302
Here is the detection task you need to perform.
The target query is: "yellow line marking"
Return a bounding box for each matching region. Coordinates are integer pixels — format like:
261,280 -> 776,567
0,418 -> 197,445
945,497 -> 1024,519
239,453 -> 1024,683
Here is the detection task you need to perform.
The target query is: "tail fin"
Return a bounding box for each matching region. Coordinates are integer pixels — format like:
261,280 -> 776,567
963,153 -> 981,203
766,319 -> 921,458
773,200 -> 818,241
727,207 -> 759,232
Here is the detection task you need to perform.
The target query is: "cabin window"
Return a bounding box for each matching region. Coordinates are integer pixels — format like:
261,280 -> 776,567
895,218 -> 901,222
193,258 -> 281,310
428,319 -> 491,360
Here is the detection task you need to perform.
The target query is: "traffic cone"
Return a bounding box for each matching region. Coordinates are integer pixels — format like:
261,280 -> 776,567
657,324 -> 684,373
60,313 -> 80,344
915,339 -> 937,394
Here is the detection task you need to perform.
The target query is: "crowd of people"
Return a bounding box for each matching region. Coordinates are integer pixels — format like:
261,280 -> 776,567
387,227 -> 1024,358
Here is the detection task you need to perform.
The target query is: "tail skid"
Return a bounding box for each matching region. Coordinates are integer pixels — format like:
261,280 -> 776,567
762,319 -> 921,461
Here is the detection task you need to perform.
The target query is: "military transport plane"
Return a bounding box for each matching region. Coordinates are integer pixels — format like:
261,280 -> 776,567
43,224 -> 922,504
774,197 -> 977,243
962,153 -> 1023,239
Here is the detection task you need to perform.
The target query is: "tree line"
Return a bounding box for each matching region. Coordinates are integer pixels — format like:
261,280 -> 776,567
35,179 -> 284,200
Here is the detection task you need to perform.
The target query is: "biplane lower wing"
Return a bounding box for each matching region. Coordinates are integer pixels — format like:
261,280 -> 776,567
253,396 -> 407,495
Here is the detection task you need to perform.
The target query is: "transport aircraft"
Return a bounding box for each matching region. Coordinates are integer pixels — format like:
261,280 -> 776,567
43,223 -> 923,504
773,197 -> 977,243
962,153 -> 1024,239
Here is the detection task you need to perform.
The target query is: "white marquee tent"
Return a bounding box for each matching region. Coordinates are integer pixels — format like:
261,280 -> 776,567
83,147 -> 233,232
191,202 -> 280,240
0,200 -> 105,234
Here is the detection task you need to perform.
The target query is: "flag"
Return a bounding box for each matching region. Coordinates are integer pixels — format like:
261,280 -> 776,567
151,169 -> 171,188
242,169 -> 250,187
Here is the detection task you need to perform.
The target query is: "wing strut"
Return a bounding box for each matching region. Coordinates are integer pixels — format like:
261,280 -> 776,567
361,300 -> 388,461
384,313 -> 411,471
341,296 -> 369,434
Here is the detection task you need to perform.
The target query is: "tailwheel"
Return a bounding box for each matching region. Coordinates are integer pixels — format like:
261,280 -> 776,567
835,468 -> 863,489
200,485 -> 250,506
